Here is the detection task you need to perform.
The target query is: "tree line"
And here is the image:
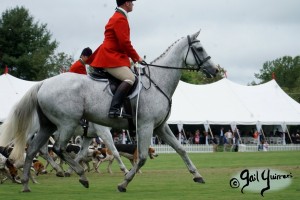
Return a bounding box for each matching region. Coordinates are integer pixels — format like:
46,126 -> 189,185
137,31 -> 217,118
0,6 -> 72,80
1,6 -> 299,102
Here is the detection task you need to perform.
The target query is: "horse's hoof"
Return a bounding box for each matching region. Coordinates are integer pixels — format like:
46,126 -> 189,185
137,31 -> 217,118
117,185 -> 127,192
79,179 -> 89,188
64,172 -> 71,177
193,177 -> 205,183
13,178 -> 22,184
56,172 -> 65,177
22,189 -> 31,192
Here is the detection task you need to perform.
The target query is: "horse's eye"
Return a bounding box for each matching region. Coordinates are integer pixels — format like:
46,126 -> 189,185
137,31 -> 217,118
197,47 -> 203,52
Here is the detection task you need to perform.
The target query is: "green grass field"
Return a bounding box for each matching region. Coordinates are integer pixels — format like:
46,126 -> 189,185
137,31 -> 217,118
1,151 -> 299,200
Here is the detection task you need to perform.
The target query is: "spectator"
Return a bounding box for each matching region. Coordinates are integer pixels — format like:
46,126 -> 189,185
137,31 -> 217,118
225,129 -> 233,145
219,127 -> 225,145
295,133 -> 300,144
263,140 -> 269,151
232,128 -> 240,152
194,129 -> 200,144
275,128 -> 281,137
253,130 -> 259,144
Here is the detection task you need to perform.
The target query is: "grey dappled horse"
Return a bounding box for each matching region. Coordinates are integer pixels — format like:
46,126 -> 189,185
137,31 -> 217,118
0,31 -> 219,192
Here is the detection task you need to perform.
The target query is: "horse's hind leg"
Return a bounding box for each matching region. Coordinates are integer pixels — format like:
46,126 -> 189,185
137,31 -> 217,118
52,127 -> 89,188
53,146 -> 89,188
65,137 -> 93,177
39,143 -> 64,177
154,123 -> 204,183
22,119 -> 56,192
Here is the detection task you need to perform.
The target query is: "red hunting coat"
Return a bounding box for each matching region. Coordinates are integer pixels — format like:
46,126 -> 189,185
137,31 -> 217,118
88,10 -> 140,68
69,60 -> 87,74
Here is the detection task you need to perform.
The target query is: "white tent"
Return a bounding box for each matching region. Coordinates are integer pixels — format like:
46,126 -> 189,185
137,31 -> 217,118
0,74 -> 38,122
1,74 -> 300,129
168,79 -> 300,127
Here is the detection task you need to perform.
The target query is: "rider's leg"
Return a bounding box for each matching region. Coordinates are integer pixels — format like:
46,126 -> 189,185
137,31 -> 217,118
105,67 -> 135,118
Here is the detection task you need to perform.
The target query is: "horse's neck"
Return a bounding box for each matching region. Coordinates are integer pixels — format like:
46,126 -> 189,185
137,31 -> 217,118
149,39 -> 186,97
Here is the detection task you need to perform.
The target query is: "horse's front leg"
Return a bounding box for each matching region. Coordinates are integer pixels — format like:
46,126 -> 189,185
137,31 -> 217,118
96,126 -> 129,174
117,126 -> 153,192
52,144 -> 89,188
29,168 -> 38,184
154,123 -> 205,183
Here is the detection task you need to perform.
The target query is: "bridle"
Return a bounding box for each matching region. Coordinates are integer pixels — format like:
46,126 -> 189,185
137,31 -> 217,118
184,35 -> 211,72
138,35 -> 213,125
141,35 -> 211,73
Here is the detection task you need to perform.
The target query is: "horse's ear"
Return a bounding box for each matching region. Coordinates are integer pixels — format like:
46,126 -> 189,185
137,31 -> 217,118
191,30 -> 201,40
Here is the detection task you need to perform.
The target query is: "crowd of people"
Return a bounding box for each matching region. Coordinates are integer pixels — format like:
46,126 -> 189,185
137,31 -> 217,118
162,126 -> 300,152
71,124 -> 300,149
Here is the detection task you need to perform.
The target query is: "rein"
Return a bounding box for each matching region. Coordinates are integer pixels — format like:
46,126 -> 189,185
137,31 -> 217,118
140,67 -> 173,126
139,35 -> 211,124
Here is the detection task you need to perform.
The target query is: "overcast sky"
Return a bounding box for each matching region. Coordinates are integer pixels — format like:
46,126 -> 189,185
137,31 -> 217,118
1,0 -> 300,85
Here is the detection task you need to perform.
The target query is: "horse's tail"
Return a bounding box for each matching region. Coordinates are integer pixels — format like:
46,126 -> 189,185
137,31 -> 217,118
0,81 -> 43,161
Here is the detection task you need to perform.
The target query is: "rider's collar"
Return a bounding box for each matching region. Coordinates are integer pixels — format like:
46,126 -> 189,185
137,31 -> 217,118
79,58 -> 86,65
116,7 -> 128,18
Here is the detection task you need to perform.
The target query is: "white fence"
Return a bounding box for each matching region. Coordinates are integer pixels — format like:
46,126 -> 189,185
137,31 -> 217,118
153,144 -> 300,153
153,144 -> 213,153
238,144 -> 300,152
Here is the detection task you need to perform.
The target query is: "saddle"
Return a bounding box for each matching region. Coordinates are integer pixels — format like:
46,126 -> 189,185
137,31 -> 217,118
88,67 -> 140,131
88,67 -> 139,96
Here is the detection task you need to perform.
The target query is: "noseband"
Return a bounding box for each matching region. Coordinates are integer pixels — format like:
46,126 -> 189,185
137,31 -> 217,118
184,35 -> 211,72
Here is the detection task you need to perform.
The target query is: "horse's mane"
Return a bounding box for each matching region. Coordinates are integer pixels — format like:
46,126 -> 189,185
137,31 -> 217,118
151,37 -> 184,64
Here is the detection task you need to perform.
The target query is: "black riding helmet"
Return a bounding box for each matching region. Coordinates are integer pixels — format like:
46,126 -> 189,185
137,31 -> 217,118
116,0 -> 136,7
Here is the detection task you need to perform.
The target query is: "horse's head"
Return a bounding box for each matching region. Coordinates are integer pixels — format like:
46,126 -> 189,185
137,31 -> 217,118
184,31 -> 219,78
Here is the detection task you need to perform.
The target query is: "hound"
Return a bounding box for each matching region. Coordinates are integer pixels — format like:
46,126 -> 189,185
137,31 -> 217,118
0,146 -> 21,184
59,144 -> 102,173
32,158 -> 46,176
96,144 -> 158,174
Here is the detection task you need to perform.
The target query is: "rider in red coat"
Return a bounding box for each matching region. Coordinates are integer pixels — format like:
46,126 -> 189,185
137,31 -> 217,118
69,47 -> 93,74
88,0 -> 143,118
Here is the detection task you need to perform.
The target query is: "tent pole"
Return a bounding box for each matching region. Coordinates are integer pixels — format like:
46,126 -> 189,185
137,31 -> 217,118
208,124 -> 214,139
204,122 -> 214,139
260,128 -> 266,140
236,128 -> 242,144
182,127 -> 188,141
126,130 -> 133,144
155,135 -> 162,145
285,125 -> 293,144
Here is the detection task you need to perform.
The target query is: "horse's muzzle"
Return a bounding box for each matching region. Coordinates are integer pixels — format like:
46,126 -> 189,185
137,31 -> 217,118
203,67 -> 219,78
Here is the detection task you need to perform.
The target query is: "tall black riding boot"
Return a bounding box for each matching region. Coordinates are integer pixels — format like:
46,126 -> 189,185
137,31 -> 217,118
108,81 -> 133,118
